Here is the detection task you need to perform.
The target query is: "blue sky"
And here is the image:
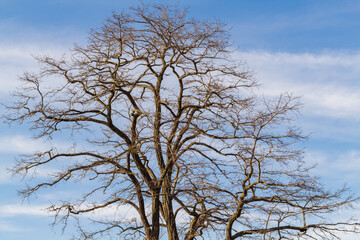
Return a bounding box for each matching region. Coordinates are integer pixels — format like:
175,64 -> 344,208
1,0 -> 360,239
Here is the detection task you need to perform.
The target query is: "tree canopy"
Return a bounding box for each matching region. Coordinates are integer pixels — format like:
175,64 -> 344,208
6,4 -> 360,240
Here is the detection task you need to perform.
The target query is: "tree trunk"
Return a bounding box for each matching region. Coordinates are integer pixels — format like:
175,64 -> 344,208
162,173 -> 179,240
150,188 -> 161,240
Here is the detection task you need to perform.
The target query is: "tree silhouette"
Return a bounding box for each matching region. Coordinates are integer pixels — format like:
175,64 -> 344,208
6,4 -> 359,240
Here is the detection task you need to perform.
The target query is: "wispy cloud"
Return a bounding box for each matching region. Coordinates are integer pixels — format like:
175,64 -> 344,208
0,204 -> 50,232
305,150 -> 360,184
237,51 -> 360,120
0,204 -> 49,218
0,135 -> 49,154
0,134 -> 81,155
0,17 -> 82,96
0,44 -> 70,95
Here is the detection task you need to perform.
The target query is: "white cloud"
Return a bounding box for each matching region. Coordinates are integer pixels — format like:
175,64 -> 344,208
237,51 -> 360,120
0,204 -> 50,218
0,44 -> 70,94
0,135 -> 79,155
333,150 -> 360,172
305,150 -> 360,184
84,203 -> 140,221
0,135 -> 49,154
0,17 -> 83,96
0,134 -> 83,184
0,204 -> 50,232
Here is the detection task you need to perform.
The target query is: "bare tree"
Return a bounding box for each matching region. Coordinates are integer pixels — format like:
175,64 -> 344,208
6,4 -> 359,240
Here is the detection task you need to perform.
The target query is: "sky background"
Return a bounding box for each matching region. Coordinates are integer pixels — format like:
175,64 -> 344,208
1,0 -> 360,239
